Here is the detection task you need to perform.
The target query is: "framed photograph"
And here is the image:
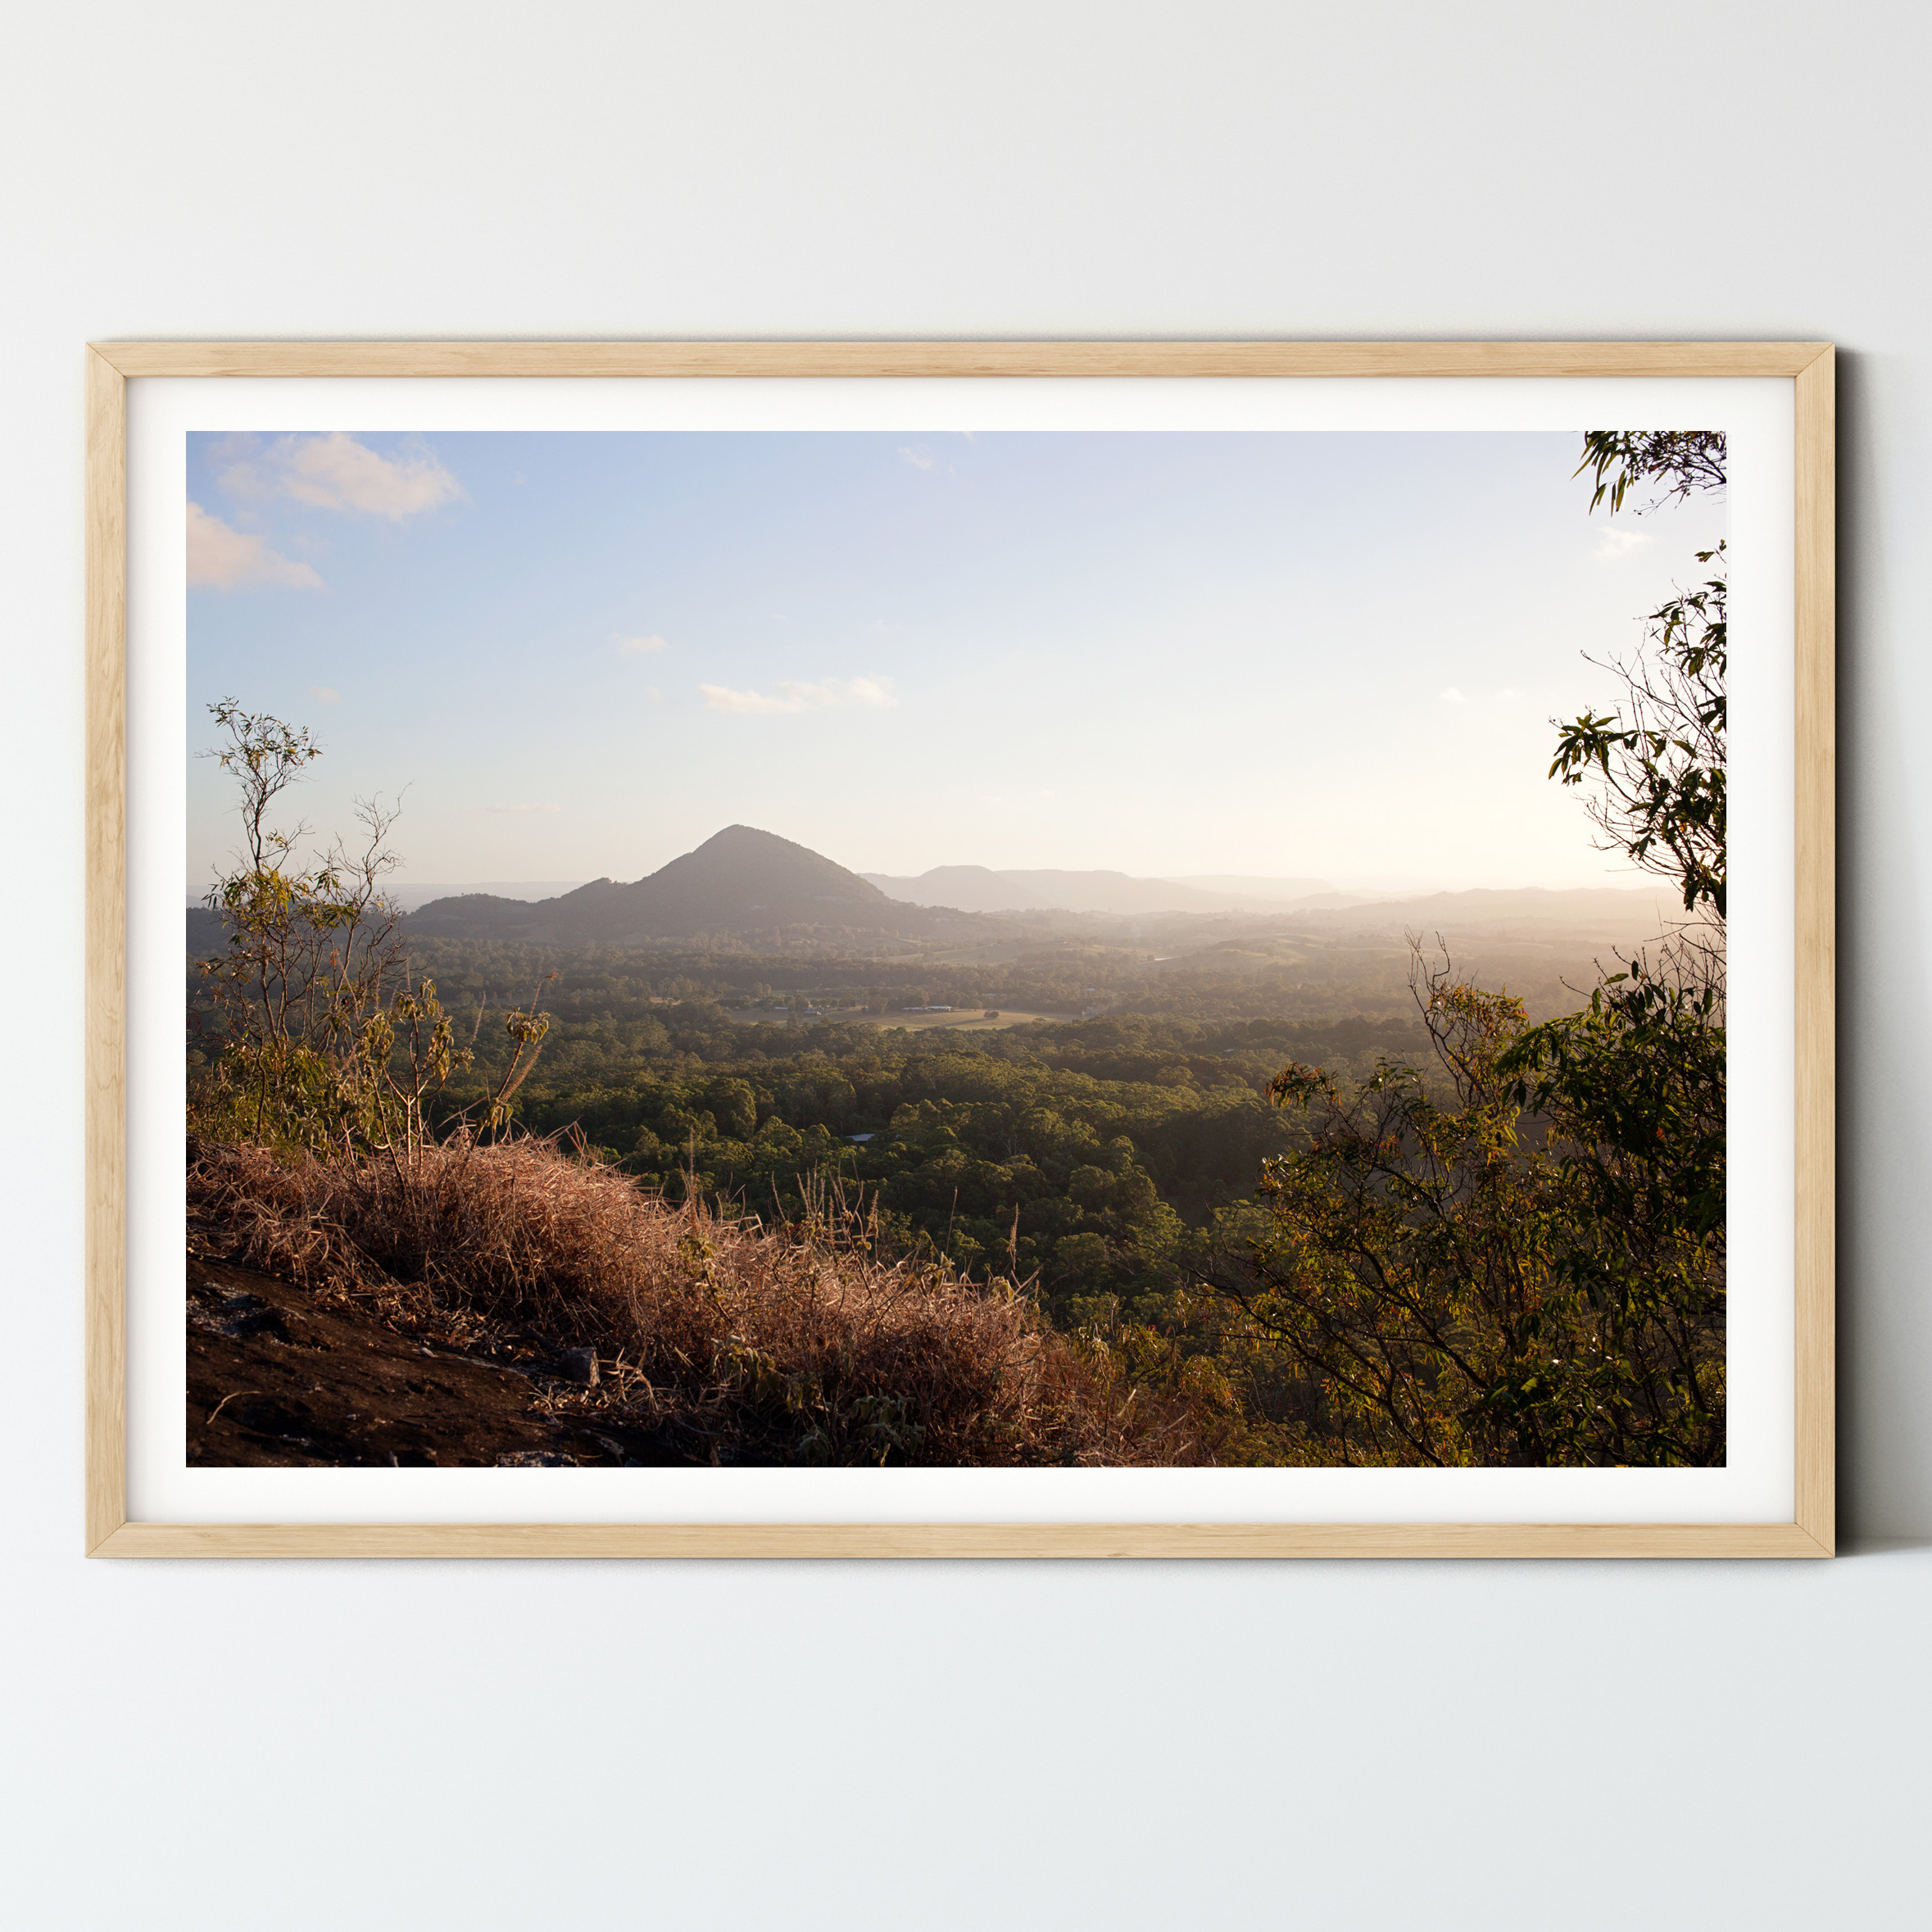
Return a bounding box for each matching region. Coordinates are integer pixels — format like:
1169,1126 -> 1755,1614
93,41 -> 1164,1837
85,341 -> 1833,1558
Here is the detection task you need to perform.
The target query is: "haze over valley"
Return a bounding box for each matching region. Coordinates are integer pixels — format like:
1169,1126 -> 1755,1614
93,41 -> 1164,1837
363,823 -> 1677,981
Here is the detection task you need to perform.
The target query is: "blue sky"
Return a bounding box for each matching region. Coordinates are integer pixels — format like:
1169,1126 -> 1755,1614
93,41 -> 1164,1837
186,428 -> 1727,893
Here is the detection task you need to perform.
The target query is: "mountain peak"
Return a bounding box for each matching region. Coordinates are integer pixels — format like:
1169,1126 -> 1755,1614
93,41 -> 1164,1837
411,824 -> 923,943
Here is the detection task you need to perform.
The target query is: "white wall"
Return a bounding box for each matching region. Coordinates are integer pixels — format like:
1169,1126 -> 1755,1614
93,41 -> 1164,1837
5,6 -> 1925,1925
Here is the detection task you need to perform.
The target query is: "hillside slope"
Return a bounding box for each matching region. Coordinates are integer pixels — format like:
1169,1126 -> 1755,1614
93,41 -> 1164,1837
408,825 -> 976,945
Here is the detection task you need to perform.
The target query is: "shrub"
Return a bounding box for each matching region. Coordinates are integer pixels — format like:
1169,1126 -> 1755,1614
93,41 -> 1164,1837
188,1134 -> 1227,1467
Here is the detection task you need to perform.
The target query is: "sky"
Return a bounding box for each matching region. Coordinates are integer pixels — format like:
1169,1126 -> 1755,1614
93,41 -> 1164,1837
184,428 -> 1727,896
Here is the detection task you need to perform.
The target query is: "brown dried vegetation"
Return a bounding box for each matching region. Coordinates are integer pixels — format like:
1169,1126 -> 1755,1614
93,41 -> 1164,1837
188,1135 -> 1228,1467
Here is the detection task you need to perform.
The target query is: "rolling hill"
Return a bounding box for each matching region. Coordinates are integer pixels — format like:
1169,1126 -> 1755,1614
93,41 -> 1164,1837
863,865 -> 1338,915
1286,885 -> 1683,941
406,825 -> 979,945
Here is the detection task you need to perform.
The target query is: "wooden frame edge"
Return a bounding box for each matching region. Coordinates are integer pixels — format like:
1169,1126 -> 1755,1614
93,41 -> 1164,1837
82,338 -> 1836,1559
85,340 -> 1834,382
90,1522 -> 1832,1559
85,347 -> 128,1556
1793,344 -> 1837,1554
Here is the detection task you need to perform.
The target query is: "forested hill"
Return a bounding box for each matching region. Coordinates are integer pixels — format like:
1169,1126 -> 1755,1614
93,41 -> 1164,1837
404,825 -> 995,947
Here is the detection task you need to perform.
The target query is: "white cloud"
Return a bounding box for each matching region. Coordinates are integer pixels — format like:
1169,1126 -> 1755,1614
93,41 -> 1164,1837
898,446 -> 936,470
699,676 -> 898,714
614,633 -> 669,655
1594,526 -> 1651,560
187,501 -> 323,589
485,802 -> 562,814
221,433 -> 461,520
1437,686 -> 1467,704
308,684 -> 341,703
700,682 -> 821,714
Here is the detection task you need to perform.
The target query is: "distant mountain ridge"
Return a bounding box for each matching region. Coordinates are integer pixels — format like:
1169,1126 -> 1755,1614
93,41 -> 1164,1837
191,829 -> 1681,959
1291,886 -> 1680,937
1173,874 -> 1354,904
406,826 -> 964,944
385,881 -> 586,914
862,865 -> 1336,916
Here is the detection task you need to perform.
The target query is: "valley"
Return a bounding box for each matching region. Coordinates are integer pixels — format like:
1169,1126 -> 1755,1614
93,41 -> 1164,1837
184,820 -> 1680,1340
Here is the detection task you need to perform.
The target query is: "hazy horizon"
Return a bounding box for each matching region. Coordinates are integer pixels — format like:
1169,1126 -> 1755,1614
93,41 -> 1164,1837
185,839 -> 1677,916
186,428 -> 1726,896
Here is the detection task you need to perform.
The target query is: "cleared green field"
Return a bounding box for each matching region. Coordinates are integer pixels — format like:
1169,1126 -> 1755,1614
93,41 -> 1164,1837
725,1006 -> 1077,1034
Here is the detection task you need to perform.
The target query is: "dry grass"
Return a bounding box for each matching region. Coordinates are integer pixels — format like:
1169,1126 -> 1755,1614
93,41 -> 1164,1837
188,1134 -> 1227,1467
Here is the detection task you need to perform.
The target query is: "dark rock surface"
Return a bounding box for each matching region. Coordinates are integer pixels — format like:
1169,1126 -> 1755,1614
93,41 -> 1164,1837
186,1257 -> 689,1468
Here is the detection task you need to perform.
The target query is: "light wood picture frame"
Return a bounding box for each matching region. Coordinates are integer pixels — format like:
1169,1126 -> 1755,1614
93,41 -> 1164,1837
85,340 -> 1834,1558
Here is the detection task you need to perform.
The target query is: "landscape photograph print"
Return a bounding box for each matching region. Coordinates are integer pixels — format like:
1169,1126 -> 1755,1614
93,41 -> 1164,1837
183,424 -> 1728,1472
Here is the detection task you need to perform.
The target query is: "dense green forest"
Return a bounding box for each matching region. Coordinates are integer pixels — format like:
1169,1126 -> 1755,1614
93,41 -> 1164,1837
415,937 -> 1428,1322
189,918 -> 1444,1320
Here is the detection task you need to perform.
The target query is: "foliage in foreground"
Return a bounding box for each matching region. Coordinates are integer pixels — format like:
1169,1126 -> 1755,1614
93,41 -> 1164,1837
191,698 -> 552,1157
188,1133 -> 1235,1467
1207,956 -> 1725,1467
